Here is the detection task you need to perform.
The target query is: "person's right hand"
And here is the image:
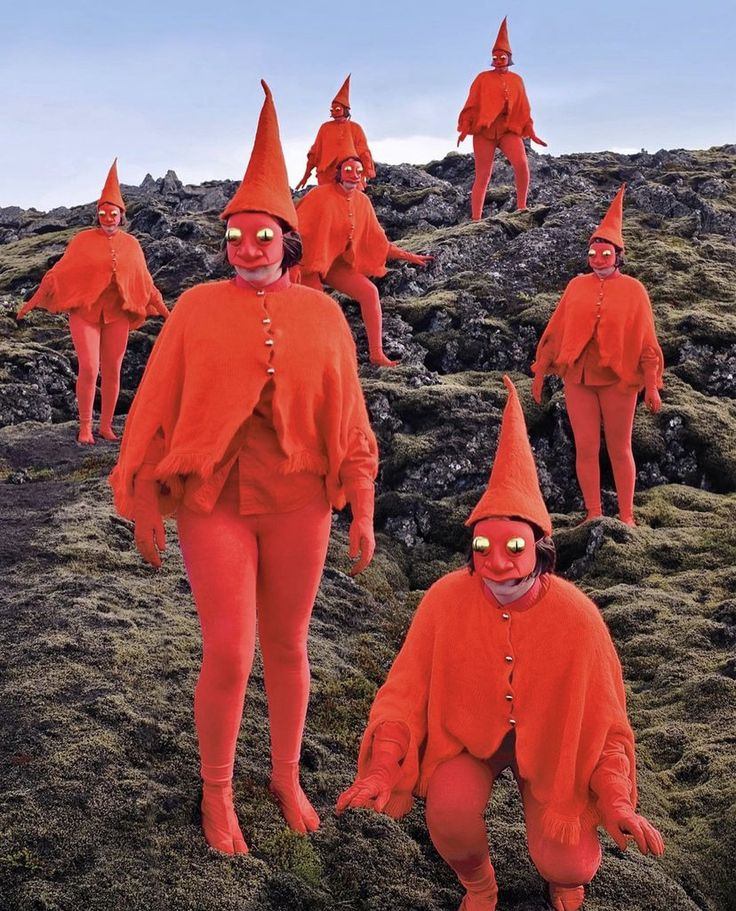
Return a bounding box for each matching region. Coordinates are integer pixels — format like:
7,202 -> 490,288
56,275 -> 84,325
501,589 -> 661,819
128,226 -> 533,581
531,373 -> 545,405
336,771 -> 394,815
16,301 -> 34,321
133,476 -> 166,568
457,132 -> 468,147
295,169 -> 312,191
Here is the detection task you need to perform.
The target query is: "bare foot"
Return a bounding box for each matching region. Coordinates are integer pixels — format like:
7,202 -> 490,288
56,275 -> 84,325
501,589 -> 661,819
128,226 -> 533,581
98,425 -> 118,441
369,352 -> 398,368
269,763 -> 320,833
201,782 -> 249,854
77,423 -> 95,445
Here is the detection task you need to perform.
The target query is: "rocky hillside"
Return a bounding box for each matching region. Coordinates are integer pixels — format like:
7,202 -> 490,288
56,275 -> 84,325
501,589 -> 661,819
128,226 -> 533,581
1,145 -> 735,911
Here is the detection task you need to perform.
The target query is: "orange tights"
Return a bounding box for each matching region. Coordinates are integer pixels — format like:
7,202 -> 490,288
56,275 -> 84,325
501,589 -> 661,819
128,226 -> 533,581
301,259 -> 387,362
471,132 -> 529,219
564,382 -> 639,522
68,311 -> 129,430
177,490 -> 331,786
425,748 -> 601,909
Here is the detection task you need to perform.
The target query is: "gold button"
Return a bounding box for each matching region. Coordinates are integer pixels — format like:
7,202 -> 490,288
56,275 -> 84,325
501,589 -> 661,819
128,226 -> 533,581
256,290 -> 265,296
505,656 -> 513,663
505,694 -> 513,701
262,318 -> 271,325
501,612 -> 510,620
265,339 -> 274,347
509,718 -> 517,725
266,367 -> 275,375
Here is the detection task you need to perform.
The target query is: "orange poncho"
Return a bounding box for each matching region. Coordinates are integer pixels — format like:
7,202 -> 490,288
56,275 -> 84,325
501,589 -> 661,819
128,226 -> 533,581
307,120 -> 376,181
458,71 -> 534,138
296,183 -> 391,277
22,229 -> 167,329
357,569 -> 637,844
532,272 -> 664,390
109,279 -> 378,518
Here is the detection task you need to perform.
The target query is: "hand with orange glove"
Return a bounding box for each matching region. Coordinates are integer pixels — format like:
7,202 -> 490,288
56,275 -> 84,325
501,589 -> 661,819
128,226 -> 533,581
599,795 -> 665,856
529,132 -> 547,147
531,373 -> 545,405
643,363 -> 662,414
347,485 -> 375,576
133,473 -> 166,569
295,168 -> 313,192
387,244 -> 433,267
336,721 -> 409,813
16,300 -> 35,321
457,132 -> 468,147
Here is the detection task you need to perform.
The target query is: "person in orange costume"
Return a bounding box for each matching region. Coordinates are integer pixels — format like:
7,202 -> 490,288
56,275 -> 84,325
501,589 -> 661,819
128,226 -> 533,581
297,157 -> 432,367
532,185 -> 664,526
337,377 -> 664,911
109,81 -> 379,854
296,75 -> 376,189
16,160 -> 168,444
457,17 -> 547,219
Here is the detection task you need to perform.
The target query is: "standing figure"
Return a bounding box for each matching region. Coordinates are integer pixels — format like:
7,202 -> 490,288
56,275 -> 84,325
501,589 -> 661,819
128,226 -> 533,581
16,161 -> 168,443
296,75 -> 376,189
457,17 -> 547,219
110,82 -> 378,854
297,157 -> 432,367
532,185 -> 664,526
338,377 -> 664,911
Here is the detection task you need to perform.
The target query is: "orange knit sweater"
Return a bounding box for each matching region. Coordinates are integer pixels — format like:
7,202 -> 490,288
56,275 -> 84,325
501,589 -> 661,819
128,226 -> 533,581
109,279 -> 378,518
307,120 -> 376,180
458,71 -> 534,138
296,183 -> 391,277
357,569 -> 637,845
532,272 -> 664,390
21,228 -> 167,329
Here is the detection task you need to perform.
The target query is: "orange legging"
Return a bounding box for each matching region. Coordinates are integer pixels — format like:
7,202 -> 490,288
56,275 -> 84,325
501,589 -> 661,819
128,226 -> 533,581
425,748 -> 601,906
302,259 -> 385,361
471,132 -> 530,219
68,311 -> 129,428
564,382 -> 638,522
176,489 -> 331,784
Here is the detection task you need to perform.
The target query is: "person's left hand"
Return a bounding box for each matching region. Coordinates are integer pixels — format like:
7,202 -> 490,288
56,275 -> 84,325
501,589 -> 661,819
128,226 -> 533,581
603,811 -> 665,856
530,133 -> 548,147
406,253 -> 433,267
349,516 -> 375,576
644,386 -> 662,414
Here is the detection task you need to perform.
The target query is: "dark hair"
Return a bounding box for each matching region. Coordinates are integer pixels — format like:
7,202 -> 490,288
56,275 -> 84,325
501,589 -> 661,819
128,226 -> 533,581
218,216 -> 302,269
590,236 -> 625,270
466,518 -> 556,577
335,156 -> 364,184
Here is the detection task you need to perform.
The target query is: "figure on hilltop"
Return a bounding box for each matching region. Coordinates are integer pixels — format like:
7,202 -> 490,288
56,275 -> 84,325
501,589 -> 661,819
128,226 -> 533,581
532,185 -> 664,526
457,17 -> 547,219
16,160 -> 168,444
296,75 -> 376,189
297,156 -> 432,367
338,376 -> 664,911
110,82 -> 378,854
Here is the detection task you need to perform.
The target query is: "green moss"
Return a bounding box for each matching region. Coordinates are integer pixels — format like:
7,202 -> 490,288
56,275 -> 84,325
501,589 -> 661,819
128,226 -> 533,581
0,228 -> 76,290
257,830 -> 323,886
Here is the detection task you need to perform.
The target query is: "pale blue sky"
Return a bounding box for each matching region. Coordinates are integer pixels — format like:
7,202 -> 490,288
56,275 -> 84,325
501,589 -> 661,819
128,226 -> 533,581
2,0 -> 734,210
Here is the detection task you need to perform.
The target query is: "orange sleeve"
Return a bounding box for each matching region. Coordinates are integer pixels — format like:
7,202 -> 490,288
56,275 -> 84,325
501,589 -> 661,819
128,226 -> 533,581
590,733 -> 636,814
458,74 -> 481,134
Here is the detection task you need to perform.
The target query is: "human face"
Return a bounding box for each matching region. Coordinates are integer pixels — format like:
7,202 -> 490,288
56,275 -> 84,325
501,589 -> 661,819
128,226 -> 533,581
330,102 -> 347,120
588,240 -> 619,278
492,50 -> 510,70
471,517 -> 537,603
225,212 -> 284,288
98,204 -> 122,235
339,159 -> 364,192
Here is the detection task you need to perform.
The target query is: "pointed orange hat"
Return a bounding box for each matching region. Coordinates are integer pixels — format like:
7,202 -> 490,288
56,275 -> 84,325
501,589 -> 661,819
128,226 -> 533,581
492,17 -> 512,55
591,183 -> 626,250
98,158 -> 125,211
332,74 -> 351,109
466,376 -> 552,535
220,80 -> 298,230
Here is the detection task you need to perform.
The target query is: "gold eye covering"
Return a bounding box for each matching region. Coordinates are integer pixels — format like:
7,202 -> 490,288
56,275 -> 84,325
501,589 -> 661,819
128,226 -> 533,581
256,227 -> 274,243
472,535 -> 491,555
225,227 -> 242,244
506,537 -> 526,554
